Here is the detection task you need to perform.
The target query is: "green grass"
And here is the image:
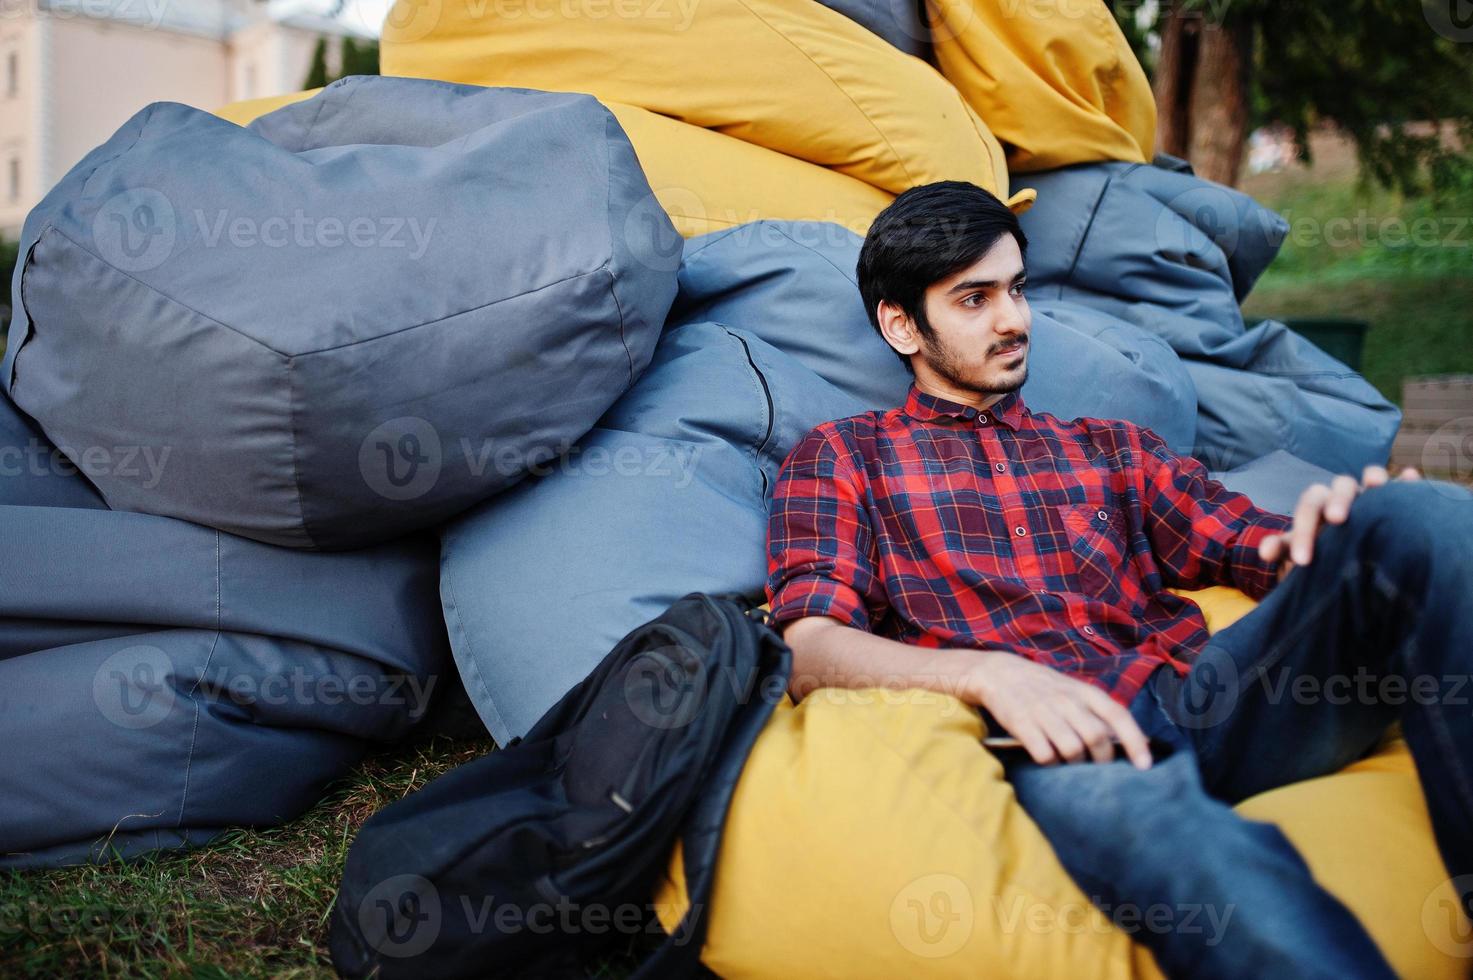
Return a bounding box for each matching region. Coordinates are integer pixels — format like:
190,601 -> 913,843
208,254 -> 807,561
0,737 -> 493,978
1240,162 -> 1473,404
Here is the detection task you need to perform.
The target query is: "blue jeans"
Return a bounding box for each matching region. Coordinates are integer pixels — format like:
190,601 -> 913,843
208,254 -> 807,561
1004,480 -> 1473,979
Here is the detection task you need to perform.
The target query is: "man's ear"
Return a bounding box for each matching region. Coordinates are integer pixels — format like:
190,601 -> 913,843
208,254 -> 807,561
877,300 -> 921,358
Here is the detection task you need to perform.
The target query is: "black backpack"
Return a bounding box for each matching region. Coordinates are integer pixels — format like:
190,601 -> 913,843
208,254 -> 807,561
328,592 -> 791,979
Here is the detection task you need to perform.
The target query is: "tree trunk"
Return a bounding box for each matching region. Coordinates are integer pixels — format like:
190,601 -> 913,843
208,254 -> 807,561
1186,19 -> 1252,186
1152,0 -> 1196,159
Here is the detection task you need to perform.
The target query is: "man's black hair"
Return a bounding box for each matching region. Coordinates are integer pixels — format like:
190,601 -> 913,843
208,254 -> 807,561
856,180 -> 1028,369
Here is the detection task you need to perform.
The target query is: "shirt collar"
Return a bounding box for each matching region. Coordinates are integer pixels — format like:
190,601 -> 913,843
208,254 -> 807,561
902,383 -> 1027,430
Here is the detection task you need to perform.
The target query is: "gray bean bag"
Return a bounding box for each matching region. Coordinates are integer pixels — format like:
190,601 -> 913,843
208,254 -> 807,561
440,320 -> 866,742
3,76 -> 678,549
1209,449 -> 1335,516
0,392 -> 453,866
1017,161 -> 1401,473
815,0 -> 930,58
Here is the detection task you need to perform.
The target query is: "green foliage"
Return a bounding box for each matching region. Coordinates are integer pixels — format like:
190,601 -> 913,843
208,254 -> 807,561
340,36 -> 379,77
1,233 -> 17,337
1110,0 -> 1473,195
299,35 -> 379,92
303,37 -> 330,90
1243,168 -> 1473,404
1252,1 -> 1473,196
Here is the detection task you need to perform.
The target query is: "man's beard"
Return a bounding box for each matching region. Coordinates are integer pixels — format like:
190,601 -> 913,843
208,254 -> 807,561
922,332 -> 1029,396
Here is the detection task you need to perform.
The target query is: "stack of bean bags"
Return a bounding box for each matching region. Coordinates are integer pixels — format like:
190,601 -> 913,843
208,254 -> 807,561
0,390 -> 449,865
1,77 -> 678,861
7,0 -> 1463,972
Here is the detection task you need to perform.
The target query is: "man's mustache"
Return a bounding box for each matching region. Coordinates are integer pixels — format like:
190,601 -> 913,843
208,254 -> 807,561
987,334 -> 1030,356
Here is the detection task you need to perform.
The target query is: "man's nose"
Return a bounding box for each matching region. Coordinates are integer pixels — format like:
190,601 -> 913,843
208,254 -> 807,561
996,296 -> 1028,336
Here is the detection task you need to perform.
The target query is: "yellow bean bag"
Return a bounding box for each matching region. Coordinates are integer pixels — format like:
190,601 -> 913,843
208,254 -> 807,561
376,0 -> 1027,208
928,0 -> 1155,172
654,588 -> 1472,978
213,90 -> 899,238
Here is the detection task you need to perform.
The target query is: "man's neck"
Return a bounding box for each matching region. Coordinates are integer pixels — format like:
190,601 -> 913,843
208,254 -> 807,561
912,377 -> 1008,412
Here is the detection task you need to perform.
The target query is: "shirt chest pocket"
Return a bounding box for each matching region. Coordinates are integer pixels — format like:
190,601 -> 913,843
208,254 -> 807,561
1059,503 -> 1129,601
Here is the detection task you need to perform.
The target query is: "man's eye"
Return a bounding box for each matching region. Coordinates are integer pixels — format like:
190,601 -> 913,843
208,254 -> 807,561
1010,282 -> 1027,297
963,293 -> 985,307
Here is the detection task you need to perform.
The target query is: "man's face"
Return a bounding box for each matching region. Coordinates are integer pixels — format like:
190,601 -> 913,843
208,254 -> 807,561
912,235 -> 1031,398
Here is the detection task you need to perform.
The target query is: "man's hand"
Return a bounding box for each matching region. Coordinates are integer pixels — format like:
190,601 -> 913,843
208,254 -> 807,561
1258,464 -> 1421,577
965,651 -> 1154,770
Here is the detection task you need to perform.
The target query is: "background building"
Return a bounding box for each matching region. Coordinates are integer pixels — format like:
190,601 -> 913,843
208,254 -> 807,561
0,0 -> 376,237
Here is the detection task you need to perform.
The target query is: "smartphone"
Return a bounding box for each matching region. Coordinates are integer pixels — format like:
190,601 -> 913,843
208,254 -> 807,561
981,732 -> 1176,761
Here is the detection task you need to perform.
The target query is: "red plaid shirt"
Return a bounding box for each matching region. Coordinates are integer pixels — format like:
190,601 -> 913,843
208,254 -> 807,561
766,383 -> 1292,705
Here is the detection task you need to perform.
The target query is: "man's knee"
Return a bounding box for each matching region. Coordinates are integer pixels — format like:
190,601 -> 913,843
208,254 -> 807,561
1329,479 -> 1472,571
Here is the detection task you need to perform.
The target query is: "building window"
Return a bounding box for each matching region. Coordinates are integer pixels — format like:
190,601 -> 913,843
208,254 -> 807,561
5,51 -> 16,98
8,158 -> 18,202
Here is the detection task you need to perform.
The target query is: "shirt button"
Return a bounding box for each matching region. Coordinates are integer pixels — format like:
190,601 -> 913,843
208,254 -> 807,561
1014,526 -> 1027,537
1097,510 -> 1108,521
978,414 -> 989,425
1083,626 -> 1097,636
995,462 -> 1006,473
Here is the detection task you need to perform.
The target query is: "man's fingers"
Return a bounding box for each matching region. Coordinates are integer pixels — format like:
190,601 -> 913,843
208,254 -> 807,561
1010,719 -> 1059,767
1361,464 -> 1389,488
1324,475 -> 1359,524
990,705 -> 1059,766
1060,701 -> 1116,764
1258,532 -> 1285,565
1397,466 -> 1422,481
1035,708 -> 1088,764
1290,483 -> 1331,566
1085,689 -> 1154,770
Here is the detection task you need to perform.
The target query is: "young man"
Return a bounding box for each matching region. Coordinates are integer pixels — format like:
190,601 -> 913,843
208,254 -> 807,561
766,180 -> 1473,978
